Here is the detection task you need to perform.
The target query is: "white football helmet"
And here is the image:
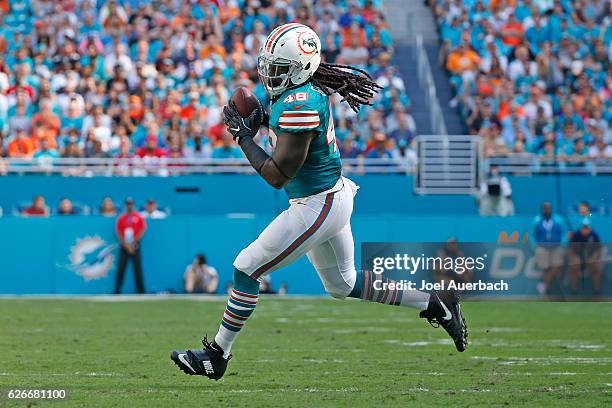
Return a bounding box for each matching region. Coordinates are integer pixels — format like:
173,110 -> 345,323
258,23 -> 322,97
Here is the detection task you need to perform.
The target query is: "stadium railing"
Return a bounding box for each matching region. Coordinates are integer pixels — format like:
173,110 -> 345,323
0,157 -> 415,176
487,155 -> 612,175
1,155 -> 609,177
414,34 -> 448,136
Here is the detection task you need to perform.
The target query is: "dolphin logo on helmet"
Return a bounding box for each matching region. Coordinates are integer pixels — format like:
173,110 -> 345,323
258,24 -> 322,97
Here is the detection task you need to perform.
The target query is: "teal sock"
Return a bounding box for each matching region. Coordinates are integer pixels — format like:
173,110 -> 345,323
348,271 -> 429,310
214,268 -> 260,357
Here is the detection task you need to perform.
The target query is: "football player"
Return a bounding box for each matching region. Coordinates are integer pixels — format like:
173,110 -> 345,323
171,24 -> 468,380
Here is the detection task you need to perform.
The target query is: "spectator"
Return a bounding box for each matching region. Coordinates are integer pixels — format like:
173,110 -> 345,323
22,195 -> 49,217
338,33 -> 369,66
341,136 -> 363,159
140,199 -> 167,219
577,202 -> 591,218
136,135 -> 166,159
100,197 -> 117,217
446,43 -> 480,80
30,99 -> 60,149
7,128 -> 35,158
507,45 -> 536,83
0,0 -> 407,172
184,254 -> 219,294
532,202 -> 565,295
429,0 -> 612,164
568,218 -> 601,297
212,130 -> 243,159
388,112 -> 416,145
467,99 -> 501,135
57,198 -> 77,215
366,132 -> 392,159
390,139 -> 417,172
114,197 -> 147,294
589,137 -> 612,163
33,138 -> 59,165
477,165 -> 514,216
432,237 -> 473,285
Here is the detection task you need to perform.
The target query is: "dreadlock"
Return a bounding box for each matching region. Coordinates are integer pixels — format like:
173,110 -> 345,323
311,62 -> 383,113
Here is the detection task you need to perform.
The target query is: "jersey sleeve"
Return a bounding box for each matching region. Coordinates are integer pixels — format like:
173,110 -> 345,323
278,109 -> 321,132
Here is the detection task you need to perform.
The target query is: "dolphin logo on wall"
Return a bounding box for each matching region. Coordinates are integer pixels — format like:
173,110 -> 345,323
64,236 -> 118,281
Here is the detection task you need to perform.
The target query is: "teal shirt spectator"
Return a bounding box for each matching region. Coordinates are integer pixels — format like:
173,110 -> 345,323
514,3 -> 532,21
34,149 -> 60,161
563,143 -> 589,167
212,145 -> 243,159
525,25 -> 550,52
440,23 -> 461,49
548,15 -> 565,43
366,147 -> 392,159
80,22 -> 102,38
61,116 -> 84,131
243,13 -> 270,32
556,114 -> 584,131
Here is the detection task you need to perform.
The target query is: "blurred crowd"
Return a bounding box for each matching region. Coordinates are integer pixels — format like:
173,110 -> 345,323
429,0 -> 612,166
15,194 -> 167,217
0,0 -> 414,169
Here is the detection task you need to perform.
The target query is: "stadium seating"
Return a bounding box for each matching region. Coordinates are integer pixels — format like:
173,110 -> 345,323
428,0 -> 612,165
0,0 -> 411,164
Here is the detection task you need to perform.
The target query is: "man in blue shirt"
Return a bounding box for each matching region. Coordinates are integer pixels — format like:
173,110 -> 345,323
568,218 -> 601,297
532,201 -> 565,295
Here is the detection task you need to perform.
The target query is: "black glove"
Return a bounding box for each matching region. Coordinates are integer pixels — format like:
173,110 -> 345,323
260,100 -> 270,127
253,97 -> 270,127
223,101 -> 262,142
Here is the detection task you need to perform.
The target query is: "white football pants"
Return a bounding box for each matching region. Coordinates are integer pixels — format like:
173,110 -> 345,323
233,176 -> 358,298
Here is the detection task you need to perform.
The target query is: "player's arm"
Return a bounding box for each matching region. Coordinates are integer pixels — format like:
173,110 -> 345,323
243,129 -> 315,188
223,102 -> 314,189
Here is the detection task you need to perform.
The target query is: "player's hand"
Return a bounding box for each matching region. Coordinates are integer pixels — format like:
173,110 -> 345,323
223,101 -> 261,142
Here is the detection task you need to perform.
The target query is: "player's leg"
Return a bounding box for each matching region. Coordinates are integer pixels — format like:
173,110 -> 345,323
307,222 -> 430,309
212,192 -> 338,355
307,217 -> 467,351
171,192 -> 337,379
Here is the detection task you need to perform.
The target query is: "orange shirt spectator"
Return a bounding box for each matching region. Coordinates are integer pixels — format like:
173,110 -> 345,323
500,16 -> 524,47
199,36 -> 226,59
128,95 -> 144,122
341,25 -> 367,48
8,130 -> 36,158
490,0 -> 516,12
497,102 -> 526,122
31,126 -> 58,150
446,45 -> 481,74
171,5 -> 191,29
31,105 -> 60,148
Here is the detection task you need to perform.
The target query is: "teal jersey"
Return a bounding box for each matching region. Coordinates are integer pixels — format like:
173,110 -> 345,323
269,82 -> 342,199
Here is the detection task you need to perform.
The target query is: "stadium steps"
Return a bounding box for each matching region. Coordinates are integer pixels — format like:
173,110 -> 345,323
394,45 -> 433,135
424,43 -> 467,135
385,0 -> 438,43
385,0 -> 464,135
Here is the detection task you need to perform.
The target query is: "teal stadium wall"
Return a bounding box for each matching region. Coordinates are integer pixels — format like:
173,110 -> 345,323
0,175 -> 610,295
0,174 -> 610,215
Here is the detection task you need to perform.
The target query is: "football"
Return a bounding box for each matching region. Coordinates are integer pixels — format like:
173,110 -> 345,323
231,86 -> 261,128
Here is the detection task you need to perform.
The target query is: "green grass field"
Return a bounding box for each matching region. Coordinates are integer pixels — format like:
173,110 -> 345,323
0,298 -> 610,407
